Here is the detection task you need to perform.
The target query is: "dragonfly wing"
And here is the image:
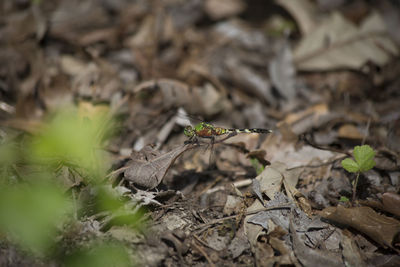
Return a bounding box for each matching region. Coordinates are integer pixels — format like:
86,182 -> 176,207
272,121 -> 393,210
175,107 -> 192,127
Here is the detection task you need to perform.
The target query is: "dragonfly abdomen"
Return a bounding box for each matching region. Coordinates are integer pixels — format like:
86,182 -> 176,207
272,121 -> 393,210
228,128 -> 272,134
190,122 -> 272,138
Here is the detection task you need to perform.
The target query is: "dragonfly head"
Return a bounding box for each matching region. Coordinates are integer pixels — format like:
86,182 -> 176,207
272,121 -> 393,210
184,125 -> 195,138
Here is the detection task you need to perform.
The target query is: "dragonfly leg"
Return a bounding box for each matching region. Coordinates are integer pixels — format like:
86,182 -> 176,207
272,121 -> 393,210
208,136 -> 217,168
184,139 -> 193,145
214,132 -> 237,143
184,136 -> 202,146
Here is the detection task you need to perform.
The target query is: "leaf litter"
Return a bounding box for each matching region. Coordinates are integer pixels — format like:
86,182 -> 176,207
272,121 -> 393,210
1,0 -> 400,266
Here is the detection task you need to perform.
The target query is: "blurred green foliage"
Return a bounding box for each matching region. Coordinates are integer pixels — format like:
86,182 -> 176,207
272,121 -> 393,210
0,181 -> 71,255
0,140 -> 18,167
30,108 -> 112,180
64,242 -> 133,267
339,196 -> 350,202
0,107 -> 136,265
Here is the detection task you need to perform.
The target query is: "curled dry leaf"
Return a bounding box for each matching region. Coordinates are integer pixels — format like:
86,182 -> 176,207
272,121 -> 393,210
124,144 -> 197,189
320,205 -> 400,249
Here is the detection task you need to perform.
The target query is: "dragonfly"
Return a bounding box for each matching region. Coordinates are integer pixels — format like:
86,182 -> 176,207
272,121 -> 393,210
184,122 -> 272,143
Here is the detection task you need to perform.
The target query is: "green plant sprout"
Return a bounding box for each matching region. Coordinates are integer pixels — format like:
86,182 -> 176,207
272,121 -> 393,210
341,145 -> 376,202
250,158 -> 265,175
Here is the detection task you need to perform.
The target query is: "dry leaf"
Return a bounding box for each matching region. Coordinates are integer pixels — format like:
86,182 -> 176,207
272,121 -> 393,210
341,230 -> 366,267
124,144 -> 197,189
289,217 -> 344,267
205,0 -> 246,20
255,162 -> 287,200
320,205 -> 400,249
337,124 -> 364,140
269,41 -> 296,101
382,192 -> 400,217
276,0 -> 318,36
133,78 -> 229,116
294,12 -> 398,71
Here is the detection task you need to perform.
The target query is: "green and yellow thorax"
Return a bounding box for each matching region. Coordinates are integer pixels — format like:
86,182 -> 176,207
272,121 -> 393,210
184,122 -> 228,138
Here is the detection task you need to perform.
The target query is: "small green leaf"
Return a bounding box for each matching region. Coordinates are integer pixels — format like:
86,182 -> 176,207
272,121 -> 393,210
353,145 -> 376,172
339,196 -> 349,202
250,158 -> 264,175
341,158 -> 359,173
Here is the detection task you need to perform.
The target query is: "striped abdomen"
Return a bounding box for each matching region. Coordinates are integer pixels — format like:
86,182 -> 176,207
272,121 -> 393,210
227,128 -> 272,134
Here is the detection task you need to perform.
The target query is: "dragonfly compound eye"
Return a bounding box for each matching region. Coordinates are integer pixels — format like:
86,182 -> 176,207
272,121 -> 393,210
184,126 -> 194,137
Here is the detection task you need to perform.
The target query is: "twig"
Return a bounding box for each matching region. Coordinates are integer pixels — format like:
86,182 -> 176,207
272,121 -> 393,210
191,240 -> 216,267
286,155 -> 347,170
107,165 -> 130,179
193,234 -> 218,251
301,133 -> 351,156
202,179 -> 253,196
193,203 -> 292,234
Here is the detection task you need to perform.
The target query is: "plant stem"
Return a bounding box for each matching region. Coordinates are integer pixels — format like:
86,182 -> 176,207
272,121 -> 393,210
352,172 -> 360,202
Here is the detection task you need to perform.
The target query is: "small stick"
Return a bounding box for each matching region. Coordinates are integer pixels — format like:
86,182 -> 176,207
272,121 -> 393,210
191,240 -> 216,267
193,203 -> 292,234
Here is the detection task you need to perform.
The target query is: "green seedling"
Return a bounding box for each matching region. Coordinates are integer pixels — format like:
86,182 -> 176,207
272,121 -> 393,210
341,145 -> 376,201
250,158 -> 265,175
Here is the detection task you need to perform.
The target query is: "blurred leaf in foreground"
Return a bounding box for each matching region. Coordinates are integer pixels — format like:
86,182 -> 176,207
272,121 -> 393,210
0,106 -> 140,264
30,107 -> 112,180
64,242 -> 133,267
0,180 -> 72,256
0,141 -> 18,167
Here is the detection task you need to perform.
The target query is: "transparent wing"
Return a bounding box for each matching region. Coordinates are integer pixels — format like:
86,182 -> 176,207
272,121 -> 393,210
175,107 -> 208,128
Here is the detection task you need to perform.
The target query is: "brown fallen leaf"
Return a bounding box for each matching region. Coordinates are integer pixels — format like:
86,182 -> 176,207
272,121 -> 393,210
124,143 -> 198,189
132,78 -> 229,116
337,124 -> 364,140
360,192 -> 400,219
293,12 -> 398,71
204,0 -> 246,20
320,205 -> 400,249
382,193 -> 400,218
